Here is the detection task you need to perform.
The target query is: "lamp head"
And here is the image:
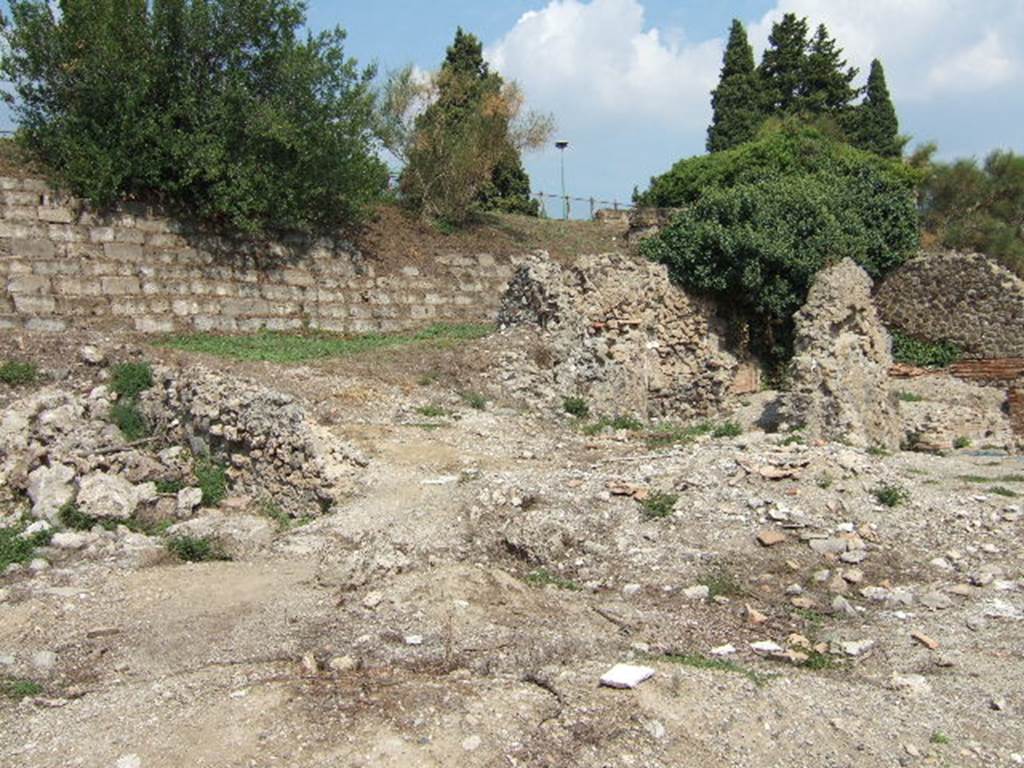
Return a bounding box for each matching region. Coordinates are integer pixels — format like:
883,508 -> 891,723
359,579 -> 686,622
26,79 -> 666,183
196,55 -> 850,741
555,140 -> 569,150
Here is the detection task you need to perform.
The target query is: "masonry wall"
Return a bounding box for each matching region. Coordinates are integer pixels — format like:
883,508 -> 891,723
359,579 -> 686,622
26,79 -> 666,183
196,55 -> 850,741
0,176 -> 519,335
875,251 -> 1024,359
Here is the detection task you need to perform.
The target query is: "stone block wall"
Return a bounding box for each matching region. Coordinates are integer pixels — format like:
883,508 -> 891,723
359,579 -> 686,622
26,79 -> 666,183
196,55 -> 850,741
875,252 -> 1024,358
0,176 -> 519,335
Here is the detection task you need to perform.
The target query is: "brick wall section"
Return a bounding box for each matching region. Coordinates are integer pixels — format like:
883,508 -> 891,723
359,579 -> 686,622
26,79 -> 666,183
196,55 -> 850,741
0,176 -> 520,334
875,251 -> 1024,358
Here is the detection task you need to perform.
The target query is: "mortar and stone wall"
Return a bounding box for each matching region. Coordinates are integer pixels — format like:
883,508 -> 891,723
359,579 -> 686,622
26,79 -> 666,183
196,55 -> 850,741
0,176 -> 519,335
874,251 -> 1024,358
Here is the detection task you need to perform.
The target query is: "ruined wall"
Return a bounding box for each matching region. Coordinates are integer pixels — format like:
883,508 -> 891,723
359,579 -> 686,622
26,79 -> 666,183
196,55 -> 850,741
875,251 -> 1024,358
0,176 -> 518,334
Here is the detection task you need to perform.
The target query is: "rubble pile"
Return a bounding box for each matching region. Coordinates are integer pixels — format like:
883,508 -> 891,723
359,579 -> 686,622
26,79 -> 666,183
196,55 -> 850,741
141,367 -> 367,516
493,252 -> 742,419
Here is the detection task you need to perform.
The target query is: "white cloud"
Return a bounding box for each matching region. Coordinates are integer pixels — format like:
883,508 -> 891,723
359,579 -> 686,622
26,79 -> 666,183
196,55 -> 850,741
487,0 -> 722,129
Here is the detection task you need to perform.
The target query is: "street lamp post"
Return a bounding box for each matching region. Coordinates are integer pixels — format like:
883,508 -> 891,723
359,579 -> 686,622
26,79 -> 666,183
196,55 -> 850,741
555,140 -> 569,220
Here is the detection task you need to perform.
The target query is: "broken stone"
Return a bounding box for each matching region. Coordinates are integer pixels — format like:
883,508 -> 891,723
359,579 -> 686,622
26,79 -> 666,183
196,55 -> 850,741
175,487 -> 203,517
839,639 -> 875,657
27,463 -> 76,522
76,472 -> 145,520
809,538 -> 848,555
600,663 -> 655,689
890,673 -> 932,696
328,655 -> 356,673
911,631 -> 940,650
710,645 -> 736,656
920,591 -> 954,611
750,640 -> 784,654
683,585 -> 710,601
757,530 -> 788,547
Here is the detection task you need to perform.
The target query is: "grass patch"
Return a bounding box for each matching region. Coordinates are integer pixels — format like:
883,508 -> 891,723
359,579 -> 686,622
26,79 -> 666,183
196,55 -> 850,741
780,433 -> 804,446
953,436 -> 971,449
896,391 -> 924,403
0,522 -> 53,571
194,458 -> 228,507
415,404 -> 454,419
581,414 -> 645,436
155,479 -> 185,495
659,653 -> 768,686
957,474 -> 1024,484
640,492 -> 678,520
711,421 -> 743,439
166,535 -> 230,563
524,568 -> 581,592
110,362 -> 154,398
698,566 -> 744,599
815,472 -> 834,490
110,400 -> 150,441
1,678 -> 43,700
157,323 -> 494,364
891,332 -> 962,369
58,502 -> 96,532
461,391 -> 487,410
562,396 -> 590,419
799,649 -> 840,671
872,484 -> 910,508
0,360 -> 39,387
989,486 -> 1019,498
867,445 -> 891,457
645,421 -> 713,448
930,731 -> 950,746
258,499 -> 313,532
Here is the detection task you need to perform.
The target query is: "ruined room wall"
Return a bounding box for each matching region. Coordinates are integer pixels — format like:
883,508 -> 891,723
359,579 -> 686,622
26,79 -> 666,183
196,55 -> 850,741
0,176 -> 519,335
875,251 -> 1024,358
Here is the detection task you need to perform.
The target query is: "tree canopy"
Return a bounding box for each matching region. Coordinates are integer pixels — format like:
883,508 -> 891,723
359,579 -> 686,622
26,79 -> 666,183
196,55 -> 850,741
706,20 -> 762,153
0,0 -> 389,235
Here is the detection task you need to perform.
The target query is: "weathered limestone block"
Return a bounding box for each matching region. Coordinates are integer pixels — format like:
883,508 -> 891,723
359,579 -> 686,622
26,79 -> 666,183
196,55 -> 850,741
783,259 -> 901,449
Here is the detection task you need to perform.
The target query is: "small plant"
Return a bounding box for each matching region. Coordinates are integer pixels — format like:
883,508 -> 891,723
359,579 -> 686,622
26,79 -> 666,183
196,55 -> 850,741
896,391 -> 924,403
646,421 -> 713,448
989,486 -> 1019,498
562,396 -> 590,419
110,400 -> 150,441
781,433 -> 804,446
800,649 -> 839,671
0,360 -> 39,387
1,678 -> 43,700
640,492 -> 679,520
815,472 -> 834,489
110,362 -> 154,399
891,332 -> 962,369
581,414 -> 644,436
867,445 -> 891,457
155,479 -> 185,495
461,391 -> 488,410
416,404 -> 453,419
873,483 -> 910,508
58,502 -> 96,532
712,421 -> 743,439
194,458 -> 228,507
166,535 -> 229,563
525,568 -> 581,591
930,731 -> 950,746
953,436 -> 971,450
0,521 -> 53,571
698,566 -> 744,599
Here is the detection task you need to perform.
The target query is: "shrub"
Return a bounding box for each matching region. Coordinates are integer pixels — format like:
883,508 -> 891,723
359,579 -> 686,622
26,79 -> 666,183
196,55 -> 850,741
0,360 -> 38,386
0,521 -> 52,571
155,479 -> 184,495
110,400 -> 150,441
872,484 -> 910,508
110,363 -> 154,399
953,436 -> 971,450
639,124 -> 919,362
562,396 -> 590,419
58,502 -> 96,532
640,492 -> 679,520
194,458 -> 228,507
890,332 -> 962,369
461,391 -> 488,410
166,535 -> 229,563
712,421 -> 743,439
0,0 -> 387,235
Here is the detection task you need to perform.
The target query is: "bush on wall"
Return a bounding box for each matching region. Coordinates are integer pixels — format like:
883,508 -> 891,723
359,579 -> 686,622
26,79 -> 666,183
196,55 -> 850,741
639,122 -> 920,363
0,0 -> 388,235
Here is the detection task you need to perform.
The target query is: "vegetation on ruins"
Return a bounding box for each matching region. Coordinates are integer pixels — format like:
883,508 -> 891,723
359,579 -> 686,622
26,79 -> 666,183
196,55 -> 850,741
378,28 -> 553,225
0,0 -> 387,234
640,123 -> 920,362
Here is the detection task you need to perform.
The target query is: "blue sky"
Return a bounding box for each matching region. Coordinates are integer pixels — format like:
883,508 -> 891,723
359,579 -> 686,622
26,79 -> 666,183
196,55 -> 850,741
3,1 -> 1023,215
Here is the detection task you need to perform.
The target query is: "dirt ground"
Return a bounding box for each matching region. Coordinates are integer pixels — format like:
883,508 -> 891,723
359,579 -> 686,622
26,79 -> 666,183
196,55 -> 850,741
1,330 -> 1023,768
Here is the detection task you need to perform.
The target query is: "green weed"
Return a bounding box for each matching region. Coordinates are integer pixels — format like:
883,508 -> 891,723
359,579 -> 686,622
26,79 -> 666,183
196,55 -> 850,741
698,566 -> 744,599
461,391 -> 488,410
872,484 -> 910,508
110,362 -> 154,398
110,400 -> 150,441
562,396 -> 590,419
640,492 -> 678,520
659,653 -> 767,686
1,678 -> 43,700
896,391 -> 924,403
989,486 -> 1019,498
155,479 -> 185,495
953,436 -> 971,449
525,568 -> 581,591
166,535 -> 229,563
194,458 -> 228,507
416,404 -> 453,419
0,360 -> 39,387
711,421 -> 743,439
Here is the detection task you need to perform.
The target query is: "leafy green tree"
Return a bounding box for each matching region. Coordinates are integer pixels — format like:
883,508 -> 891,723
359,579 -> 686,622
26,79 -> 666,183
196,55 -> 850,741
802,24 -> 859,115
757,13 -> 810,114
849,60 -> 903,158
707,20 -> 763,153
639,123 -> 920,363
921,150 -> 1024,276
0,0 -> 387,234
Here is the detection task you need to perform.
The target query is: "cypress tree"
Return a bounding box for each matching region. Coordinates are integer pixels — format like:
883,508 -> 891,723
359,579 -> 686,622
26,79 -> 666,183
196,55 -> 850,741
758,13 -> 810,114
852,60 -> 903,158
707,19 -> 763,153
802,24 -> 859,115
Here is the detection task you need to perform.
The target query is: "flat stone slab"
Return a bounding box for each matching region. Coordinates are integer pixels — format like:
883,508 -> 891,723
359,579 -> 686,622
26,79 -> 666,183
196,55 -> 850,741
600,663 -> 655,689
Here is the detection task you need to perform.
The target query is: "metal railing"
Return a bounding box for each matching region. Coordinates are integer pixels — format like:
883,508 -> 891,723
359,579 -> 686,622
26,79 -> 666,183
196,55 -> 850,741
533,191 -> 634,220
